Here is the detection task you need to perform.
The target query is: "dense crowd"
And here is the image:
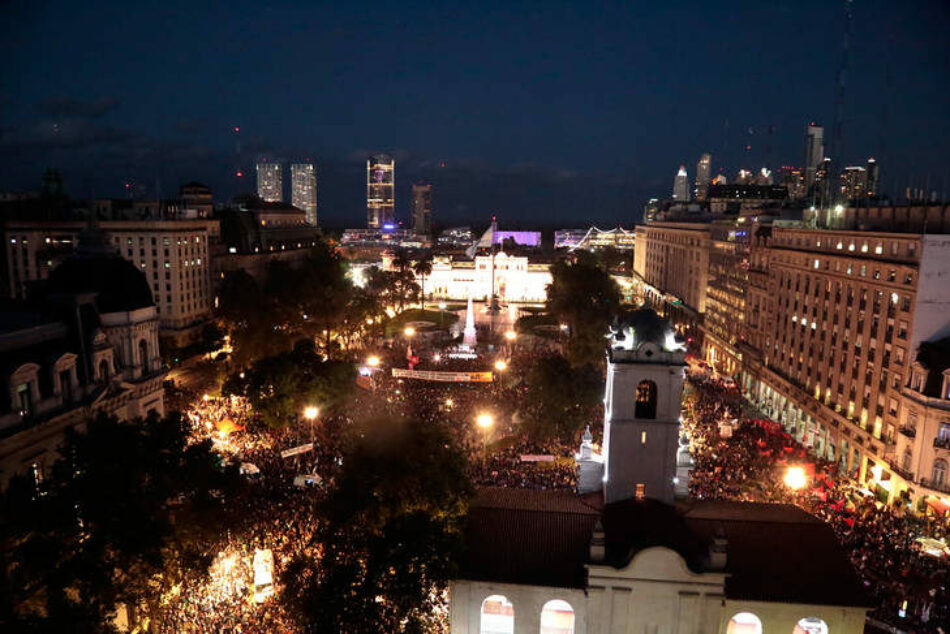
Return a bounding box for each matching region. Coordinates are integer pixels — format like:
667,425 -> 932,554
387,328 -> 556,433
683,374 -> 950,632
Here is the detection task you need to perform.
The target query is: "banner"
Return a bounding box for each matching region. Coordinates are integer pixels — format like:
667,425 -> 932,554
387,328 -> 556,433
520,454 -> 556,463
281,443 -> 314,458
391,368 -> 494,383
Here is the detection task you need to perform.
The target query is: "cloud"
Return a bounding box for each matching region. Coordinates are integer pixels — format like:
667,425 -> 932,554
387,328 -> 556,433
38,96 -> 120,118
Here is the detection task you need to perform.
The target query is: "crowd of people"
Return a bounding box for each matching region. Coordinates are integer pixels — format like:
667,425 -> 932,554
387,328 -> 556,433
683,374 -> 950,632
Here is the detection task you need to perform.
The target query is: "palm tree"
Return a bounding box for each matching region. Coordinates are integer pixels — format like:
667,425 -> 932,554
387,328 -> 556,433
413,256 -> 433,309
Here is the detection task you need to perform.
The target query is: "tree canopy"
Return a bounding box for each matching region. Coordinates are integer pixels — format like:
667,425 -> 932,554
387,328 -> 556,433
1,412 -> 242,631
546,251 -> 622,367
282,415 -> 473,633
222,345 -> 356,428
518,354 -> 603,443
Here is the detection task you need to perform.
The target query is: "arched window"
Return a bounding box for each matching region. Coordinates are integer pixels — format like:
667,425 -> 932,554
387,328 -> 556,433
794,617 -> 829,634
635,380 -> 657,419
139,339 -> 150,372
480,595 -> 514,634
99,359 -> 110,382
934,459 -> 948,486
540,599 -> 574,634
726,612 -> 762,634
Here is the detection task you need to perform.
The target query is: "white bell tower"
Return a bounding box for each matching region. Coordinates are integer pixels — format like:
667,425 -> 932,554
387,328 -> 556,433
602,311 -> 686,504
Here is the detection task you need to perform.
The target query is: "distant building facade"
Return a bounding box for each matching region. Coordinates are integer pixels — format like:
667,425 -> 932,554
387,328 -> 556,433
256,162 -> 282,203
672,165 -> 690,202
4,219 -> 220,347
0,234 -> 165,485
694,153 -> 712,201
555,227 -> 636,250
291,163 -> 318,226
367,155 -> 395,229
410,183 -> 432,236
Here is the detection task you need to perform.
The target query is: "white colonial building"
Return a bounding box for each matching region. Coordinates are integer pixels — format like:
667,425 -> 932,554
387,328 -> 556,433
424,253 -> 552,303
449,310 -> 871,634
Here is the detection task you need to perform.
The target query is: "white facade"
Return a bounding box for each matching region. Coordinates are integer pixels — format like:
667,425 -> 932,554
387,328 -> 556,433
424,253 -> 552,303
451,546 -> 865,634
603,341 -> 686,504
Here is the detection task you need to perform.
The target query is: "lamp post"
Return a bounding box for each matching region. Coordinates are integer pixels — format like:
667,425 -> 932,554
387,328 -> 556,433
304,406 -> 319,445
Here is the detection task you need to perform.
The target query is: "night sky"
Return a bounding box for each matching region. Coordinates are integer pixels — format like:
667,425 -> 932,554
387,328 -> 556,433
2,0 -> 948,227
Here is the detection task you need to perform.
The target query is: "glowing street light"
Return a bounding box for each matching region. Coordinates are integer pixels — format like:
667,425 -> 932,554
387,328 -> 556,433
494,359 -> 508,372
404,326 -> 416,338
504,330 -> 517,341
476,413 -> 494,429
304,406 -> 319,421
202,393 -> 211,402
438,302 -> 447,310
445,398 -> 454,408
366,355 -> 381,367
783,466 -> 808,491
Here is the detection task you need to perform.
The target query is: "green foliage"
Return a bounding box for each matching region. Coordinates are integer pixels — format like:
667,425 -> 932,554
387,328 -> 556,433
282,415 -> 473,633
1,412 -> 242,631
546,251 -> 622,366
518,355 -> 603,443
385,308 -> 459,337
222,347 -> 356,428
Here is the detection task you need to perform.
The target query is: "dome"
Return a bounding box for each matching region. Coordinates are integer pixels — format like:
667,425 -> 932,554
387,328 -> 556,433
46,253 -> 154,313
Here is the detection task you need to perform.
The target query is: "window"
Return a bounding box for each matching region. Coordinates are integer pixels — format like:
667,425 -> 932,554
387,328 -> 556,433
139,339 -> 150,371
934,460 -> 948,486
99,359 -> 110,381
480,595 -> 514,634
794,617 -> 829,634
540,600 -> 574,634
726,612 -> 762,634
635,380 -> 657,419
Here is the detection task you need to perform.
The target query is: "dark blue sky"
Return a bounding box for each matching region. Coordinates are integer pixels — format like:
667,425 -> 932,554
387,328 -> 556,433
2,0 -> 948,226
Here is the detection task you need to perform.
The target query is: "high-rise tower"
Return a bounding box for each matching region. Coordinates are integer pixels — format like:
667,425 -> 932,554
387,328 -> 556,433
410,182 -> 432,235
600,310 -> 686,504
672,165 -> 690,202
367,154 -> 395,228
694,153 -> 712,201
291,163 -> 318,226
866,158 -> 880,198
804,123 -> 825,196
256,162 -> 282,202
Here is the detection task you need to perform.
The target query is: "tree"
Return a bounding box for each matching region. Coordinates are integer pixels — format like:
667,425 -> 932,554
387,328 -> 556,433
0,412 -> 243,631
282,415 -> 473,632
222,346 -> 356,428
519,354 -> 603,443
413,255 -> 433,308
546,251 -> 622,367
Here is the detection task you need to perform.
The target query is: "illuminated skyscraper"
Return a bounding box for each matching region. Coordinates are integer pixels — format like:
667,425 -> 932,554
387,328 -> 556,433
411,182 -> 432,235
367,154 -> 395,228
804,123 -> 824,195
291,163 -> 317,226
866,158 -> 880,198
694,153 -> 712,200
672,165 -> 690,202
256,162 -> 282,202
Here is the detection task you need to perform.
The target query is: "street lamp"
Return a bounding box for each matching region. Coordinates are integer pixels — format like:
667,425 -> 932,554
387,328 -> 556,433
476,412 -> 494,430
366,355 -> 381,367
404,326 -> 416,338
304,406 -> 319,444
494,359 -> 508,372
504,330 -> 517,341
783,465 -> 807,491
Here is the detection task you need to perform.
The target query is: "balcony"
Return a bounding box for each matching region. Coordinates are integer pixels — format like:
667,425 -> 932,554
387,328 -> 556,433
899,426 -> 916,439
919,478 -> 950,495
934,437 -> 950,450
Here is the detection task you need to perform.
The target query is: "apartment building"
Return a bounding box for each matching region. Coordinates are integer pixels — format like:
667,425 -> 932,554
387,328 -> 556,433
740,227 -> 950,505
633,222 -> 710,327
5,219 -> 220,347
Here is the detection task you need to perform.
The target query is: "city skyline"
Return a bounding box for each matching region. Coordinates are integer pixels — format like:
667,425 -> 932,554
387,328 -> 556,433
2,1 -> 949,225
